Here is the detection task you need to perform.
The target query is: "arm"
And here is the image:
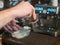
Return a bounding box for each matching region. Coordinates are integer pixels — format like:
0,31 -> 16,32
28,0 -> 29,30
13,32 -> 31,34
0,1 -> 36,28
0,9 -> 15,28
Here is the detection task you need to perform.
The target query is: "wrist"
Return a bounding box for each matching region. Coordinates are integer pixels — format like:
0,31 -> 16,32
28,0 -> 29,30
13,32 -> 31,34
8,8 -> 17,18
10,6 -> 26,18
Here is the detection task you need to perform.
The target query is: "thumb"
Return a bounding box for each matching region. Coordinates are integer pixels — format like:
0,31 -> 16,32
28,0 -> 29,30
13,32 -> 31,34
32,9 -> 36,20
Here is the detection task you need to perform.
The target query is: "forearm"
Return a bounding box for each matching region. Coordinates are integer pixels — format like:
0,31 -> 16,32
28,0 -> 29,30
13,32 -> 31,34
0,9 -> 15,28
0,1 -> 36,28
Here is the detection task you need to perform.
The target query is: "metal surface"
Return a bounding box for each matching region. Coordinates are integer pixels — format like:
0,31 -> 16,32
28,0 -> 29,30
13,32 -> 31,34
32,4 -> 60,37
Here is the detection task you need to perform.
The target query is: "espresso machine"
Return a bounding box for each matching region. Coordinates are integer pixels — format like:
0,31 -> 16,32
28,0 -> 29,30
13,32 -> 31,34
32,0 -> 60,37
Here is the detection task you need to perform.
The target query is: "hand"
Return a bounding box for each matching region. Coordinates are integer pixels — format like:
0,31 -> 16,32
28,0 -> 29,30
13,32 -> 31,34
3,19 -> 23,33
11,1 -> 36,20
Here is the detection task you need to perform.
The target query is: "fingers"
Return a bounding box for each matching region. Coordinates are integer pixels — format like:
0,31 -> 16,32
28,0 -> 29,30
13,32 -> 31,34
11,20 -> 23,30
3,21 -> 23,33
4,26 -> 11,33
3,22 -> 14,33
3,25 -> 13,33
30,4 -> 36,20
19,1 -> 37,20
12,19 -> 19,24
25,2 -> 37,20
13,24 -> 23,31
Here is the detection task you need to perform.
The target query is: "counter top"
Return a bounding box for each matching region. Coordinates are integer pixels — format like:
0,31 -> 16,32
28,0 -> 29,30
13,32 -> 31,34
3,32 -> 60,45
